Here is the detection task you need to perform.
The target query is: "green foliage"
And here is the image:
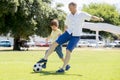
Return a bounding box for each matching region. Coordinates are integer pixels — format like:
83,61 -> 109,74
82,3 -> 120,25
33,0 -> 66,37
0,0 -> 36,39
0,0 -> 17,35
0,0 -> 66,38
82,3 -> 120,38
0,0 -> 17,17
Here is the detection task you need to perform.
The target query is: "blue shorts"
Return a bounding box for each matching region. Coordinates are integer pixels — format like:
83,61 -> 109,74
55,45 -> 63,58
56,31 -> 80,52
46,45 -> 63,59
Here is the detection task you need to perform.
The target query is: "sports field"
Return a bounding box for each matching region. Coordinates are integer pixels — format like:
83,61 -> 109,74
0,48 -> 120,80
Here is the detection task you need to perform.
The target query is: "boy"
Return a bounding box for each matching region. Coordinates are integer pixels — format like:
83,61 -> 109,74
37,19 -> 70,70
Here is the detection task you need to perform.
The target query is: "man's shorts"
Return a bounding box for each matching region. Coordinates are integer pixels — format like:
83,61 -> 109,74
56,31 -> 80,52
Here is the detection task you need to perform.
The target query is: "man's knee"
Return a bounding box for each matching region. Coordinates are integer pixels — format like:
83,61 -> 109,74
66,49 -> 72,54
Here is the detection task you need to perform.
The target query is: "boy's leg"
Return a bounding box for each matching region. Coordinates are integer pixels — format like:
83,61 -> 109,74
44,42 -> 58,60
37,42 -> 58,63
42,45 -> 63,69
55,45 -> 64,60
41,49 -> 48,68
37,31 -> 71,63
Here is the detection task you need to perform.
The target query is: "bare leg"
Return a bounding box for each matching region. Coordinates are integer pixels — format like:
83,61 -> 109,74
61,58 -> 65,63
44,42 -> 58,60
61,49 -> 71,69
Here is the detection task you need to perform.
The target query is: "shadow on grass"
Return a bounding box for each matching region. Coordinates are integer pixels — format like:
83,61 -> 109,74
0,49 -> 13,52
0,49 -> 46,52
31,71 -> 83,76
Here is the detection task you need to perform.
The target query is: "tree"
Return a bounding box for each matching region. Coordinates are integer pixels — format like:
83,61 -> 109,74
0,0 -> 17,35
4,0 -> 36,50
33,0 -> 66,37
0,0 -> 66,50
82,3 -> 120,39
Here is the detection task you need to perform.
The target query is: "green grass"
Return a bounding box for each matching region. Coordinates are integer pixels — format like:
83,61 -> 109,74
0,48 -> 120,80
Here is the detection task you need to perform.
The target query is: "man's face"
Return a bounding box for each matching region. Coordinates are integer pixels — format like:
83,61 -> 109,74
69,5 -> 76,13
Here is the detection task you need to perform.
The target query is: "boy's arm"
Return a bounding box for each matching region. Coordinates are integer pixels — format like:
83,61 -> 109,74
46,30 -> 53,42
46,35 -> 51,43
46,36 -> 49,43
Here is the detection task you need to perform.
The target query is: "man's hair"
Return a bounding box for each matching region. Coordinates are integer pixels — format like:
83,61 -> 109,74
69,2 -> 77,6
50,19 -> 59,27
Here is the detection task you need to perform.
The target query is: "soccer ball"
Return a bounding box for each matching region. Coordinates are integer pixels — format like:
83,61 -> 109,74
33,63 -> 42,72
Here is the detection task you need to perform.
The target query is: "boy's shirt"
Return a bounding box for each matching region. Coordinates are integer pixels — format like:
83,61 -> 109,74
49,29 -> 62,43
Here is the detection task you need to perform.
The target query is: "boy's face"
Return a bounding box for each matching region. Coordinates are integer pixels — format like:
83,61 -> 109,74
51,25 -> 57,31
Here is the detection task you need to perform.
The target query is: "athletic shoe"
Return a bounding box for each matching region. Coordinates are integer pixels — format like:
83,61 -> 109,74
65,65 -> 70,71
56,68 -> 64,73
42,63 -> 46,69
37,58 -> 47,63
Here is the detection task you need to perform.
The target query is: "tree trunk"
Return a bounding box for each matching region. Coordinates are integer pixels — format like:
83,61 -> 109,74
13,37 -> 21,51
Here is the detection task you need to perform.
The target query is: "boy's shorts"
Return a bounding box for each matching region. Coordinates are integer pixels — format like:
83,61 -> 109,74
56,31 -> 80,52
55,45 -> 63,58
46,45 -> 63,59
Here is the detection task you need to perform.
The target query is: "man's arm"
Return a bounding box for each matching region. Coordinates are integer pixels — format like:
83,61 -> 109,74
91,16 -> 104,22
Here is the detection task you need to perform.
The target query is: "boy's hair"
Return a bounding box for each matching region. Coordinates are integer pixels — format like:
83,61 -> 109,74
50,19 -> 59,27
69,2 -> 77,7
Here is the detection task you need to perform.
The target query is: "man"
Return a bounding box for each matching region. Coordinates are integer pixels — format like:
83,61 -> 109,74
37,2 -> 104,73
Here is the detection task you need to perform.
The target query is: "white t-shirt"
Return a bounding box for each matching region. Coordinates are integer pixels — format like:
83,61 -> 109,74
65,11 -> 92,36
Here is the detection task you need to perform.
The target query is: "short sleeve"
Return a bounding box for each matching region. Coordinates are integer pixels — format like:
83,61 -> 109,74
65,15 -> 69,26
82,12 -> 92,21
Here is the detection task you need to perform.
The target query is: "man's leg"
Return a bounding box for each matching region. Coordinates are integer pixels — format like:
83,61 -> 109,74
62,49 -> 71,68
55,45 -> 71,71
56,36 -> 80,73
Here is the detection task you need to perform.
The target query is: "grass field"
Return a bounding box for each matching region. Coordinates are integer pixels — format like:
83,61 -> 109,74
0,48 -> 120,80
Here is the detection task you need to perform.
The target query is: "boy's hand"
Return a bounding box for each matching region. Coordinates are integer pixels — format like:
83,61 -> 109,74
46,38 -> 48,43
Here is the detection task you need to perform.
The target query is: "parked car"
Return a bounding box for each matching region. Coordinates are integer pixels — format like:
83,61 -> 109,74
35,41 -> 50,47
0,40 -> 11,47
77,40 -> 89,47
88,41 -> 105,47
106,40 -> 120,48
114,40 -> 120,47
106,42 -> 116,48
26,41 -> 35,47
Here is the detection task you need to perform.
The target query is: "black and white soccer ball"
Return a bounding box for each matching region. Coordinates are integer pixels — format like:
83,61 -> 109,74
33,63 -> 42,72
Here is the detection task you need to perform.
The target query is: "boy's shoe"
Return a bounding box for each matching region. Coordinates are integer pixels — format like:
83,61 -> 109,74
37,58 -> 47,63
65,65 -> 70,71
56,68 -> 65,73
42,63 -> 46,69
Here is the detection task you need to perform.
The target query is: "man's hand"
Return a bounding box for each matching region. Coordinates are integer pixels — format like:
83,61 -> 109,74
99,17 -> 104,22
91,16 -> 104,22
